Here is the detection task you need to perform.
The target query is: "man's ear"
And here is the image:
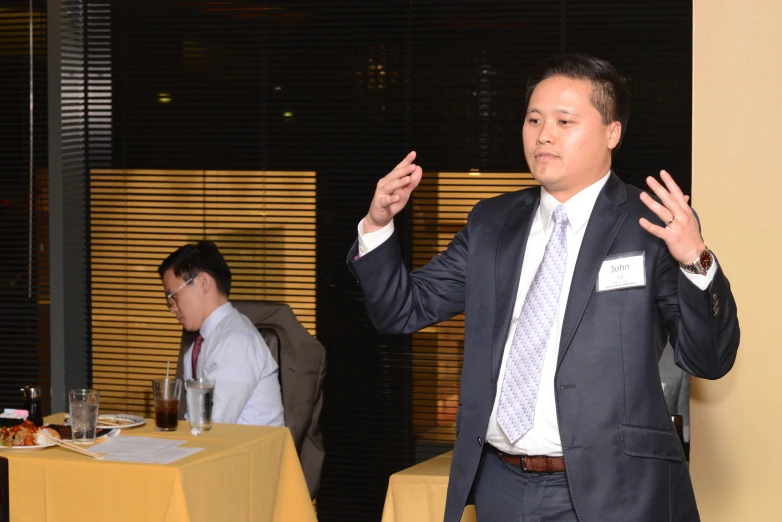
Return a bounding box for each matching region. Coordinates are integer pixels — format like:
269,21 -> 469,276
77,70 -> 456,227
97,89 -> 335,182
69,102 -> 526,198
198,272 -> 215,294
607,121 -> 621,151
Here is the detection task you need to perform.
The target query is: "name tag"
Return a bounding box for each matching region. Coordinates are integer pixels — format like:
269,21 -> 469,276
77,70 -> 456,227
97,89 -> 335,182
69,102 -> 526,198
597,251 -> 646,292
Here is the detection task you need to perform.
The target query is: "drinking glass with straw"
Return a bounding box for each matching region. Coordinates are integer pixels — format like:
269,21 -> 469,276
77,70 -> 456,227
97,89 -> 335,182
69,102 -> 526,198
152,361 -> 181,432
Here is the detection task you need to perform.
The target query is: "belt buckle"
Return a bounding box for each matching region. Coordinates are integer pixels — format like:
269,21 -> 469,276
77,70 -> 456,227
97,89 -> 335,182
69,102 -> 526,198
518,455 -> 527,471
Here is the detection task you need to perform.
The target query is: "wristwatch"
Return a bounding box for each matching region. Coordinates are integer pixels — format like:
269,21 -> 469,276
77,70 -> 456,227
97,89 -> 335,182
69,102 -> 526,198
679,247 -> 714,276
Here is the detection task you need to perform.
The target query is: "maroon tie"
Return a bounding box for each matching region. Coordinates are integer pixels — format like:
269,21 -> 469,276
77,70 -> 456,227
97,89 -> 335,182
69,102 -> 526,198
192,334 -> 204,378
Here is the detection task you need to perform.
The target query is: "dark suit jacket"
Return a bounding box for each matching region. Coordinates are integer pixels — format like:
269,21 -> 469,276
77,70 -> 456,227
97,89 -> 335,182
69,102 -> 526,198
347,173 -> 739,522
178,301 -> 326,499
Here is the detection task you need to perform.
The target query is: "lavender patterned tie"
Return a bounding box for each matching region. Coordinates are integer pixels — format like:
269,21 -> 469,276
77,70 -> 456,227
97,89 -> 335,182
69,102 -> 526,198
497,204 -> 568,444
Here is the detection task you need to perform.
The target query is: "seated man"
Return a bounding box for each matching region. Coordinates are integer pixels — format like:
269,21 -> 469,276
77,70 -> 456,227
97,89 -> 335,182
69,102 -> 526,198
158,241 -> 284,426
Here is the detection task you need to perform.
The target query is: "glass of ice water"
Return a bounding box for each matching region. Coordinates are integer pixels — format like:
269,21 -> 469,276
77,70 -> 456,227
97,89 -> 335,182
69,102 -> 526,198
68,389 -> 100,444
185,378 -> 215,432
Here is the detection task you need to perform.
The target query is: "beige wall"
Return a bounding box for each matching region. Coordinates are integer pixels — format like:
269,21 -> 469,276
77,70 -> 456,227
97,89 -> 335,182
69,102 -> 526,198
691,1 -> 782,519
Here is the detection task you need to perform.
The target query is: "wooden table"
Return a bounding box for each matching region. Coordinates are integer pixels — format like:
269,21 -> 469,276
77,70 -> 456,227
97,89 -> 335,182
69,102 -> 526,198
2,414 -> 316,522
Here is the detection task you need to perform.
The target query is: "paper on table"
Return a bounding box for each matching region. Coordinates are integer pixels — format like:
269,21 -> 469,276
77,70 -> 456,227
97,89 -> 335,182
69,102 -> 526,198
102,447 -> 204,464
96,436 -> 185,455
95,436 -> 204,465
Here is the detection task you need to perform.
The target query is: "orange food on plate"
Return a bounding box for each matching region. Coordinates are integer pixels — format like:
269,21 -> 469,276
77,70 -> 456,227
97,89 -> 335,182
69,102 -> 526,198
0,420 -> 60,447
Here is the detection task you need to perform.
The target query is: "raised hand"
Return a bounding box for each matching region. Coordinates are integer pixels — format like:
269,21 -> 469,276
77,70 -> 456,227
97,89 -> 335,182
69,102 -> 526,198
639,170 -> 706,265
364,151 -> 423,234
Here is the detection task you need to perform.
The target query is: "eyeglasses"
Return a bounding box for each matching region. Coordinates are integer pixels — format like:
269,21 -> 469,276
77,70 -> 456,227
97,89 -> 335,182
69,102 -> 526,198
165,277 -> 194,309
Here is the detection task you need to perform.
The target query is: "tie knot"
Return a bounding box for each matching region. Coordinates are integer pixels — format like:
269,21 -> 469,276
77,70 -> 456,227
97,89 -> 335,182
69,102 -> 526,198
552,204 -> 568,226
194,334 -> 204,349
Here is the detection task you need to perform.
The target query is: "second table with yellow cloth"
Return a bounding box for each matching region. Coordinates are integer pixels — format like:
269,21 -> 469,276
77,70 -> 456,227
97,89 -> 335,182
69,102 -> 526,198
4,413 -> 316,522
381,451 -> 476,522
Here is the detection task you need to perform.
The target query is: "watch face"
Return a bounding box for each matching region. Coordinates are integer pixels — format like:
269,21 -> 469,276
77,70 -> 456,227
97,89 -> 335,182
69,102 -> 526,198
698,250 -> 713,271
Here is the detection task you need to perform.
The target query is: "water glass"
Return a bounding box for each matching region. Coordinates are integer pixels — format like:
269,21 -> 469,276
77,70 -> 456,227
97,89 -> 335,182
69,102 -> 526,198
69,389 -> 100,444
186,378 -> 215,432
152,378 -> 182,432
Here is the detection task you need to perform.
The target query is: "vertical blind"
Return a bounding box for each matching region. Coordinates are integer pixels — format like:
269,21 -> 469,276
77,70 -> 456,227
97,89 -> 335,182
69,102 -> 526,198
0,1 -> 50,411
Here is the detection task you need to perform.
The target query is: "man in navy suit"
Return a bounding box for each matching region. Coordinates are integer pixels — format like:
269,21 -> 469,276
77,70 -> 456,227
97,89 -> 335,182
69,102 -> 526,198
348,54 -> 739,521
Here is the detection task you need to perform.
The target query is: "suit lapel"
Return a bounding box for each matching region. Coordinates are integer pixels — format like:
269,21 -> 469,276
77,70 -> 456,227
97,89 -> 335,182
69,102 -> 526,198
491,189 -> 539,384
556,173 -> 628,369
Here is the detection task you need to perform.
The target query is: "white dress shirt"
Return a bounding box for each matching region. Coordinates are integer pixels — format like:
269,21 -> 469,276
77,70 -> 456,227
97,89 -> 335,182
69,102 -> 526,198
182,302 -> 285,427
358,172 -> 717,456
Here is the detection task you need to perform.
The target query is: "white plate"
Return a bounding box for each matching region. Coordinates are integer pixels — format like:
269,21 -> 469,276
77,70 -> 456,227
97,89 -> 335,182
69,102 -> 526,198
0,441 -> 56,451
96,414 -> 146,429
65,414 -> 146,430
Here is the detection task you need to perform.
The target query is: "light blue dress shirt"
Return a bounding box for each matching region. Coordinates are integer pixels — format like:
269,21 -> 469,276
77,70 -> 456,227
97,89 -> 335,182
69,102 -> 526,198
183,302 -> 284,426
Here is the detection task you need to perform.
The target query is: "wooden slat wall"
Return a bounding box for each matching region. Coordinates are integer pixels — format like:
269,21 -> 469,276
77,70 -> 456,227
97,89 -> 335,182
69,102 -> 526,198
90,168 -> 316,416
410,171 -> 537,443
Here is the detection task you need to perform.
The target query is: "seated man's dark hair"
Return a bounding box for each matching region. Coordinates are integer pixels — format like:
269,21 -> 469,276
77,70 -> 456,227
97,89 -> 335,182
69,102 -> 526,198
157,240 -> 232,297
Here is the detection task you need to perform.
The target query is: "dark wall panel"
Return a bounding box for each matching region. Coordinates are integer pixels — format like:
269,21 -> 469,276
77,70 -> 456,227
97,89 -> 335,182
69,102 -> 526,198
0,0 -> 51,413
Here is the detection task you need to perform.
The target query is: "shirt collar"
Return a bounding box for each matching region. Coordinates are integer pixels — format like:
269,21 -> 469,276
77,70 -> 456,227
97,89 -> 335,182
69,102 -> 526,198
538,171 -> 612,234
199,301 -> 233,340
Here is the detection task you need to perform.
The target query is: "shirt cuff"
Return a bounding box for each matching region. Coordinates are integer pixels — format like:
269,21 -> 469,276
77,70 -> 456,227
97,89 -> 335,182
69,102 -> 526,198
680,258 -> 719,291
357,218 -> 395,257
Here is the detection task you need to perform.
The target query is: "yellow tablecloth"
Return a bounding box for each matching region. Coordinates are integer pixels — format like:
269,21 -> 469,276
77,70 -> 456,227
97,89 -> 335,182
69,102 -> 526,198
381,451 -> 476,522
3,414 -> 316,522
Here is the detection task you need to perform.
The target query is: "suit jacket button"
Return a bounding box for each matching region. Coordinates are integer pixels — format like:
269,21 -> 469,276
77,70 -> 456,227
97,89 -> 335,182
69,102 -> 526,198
477,436 -> 483,447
